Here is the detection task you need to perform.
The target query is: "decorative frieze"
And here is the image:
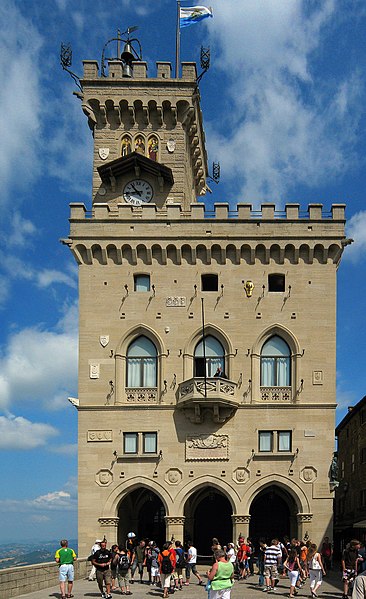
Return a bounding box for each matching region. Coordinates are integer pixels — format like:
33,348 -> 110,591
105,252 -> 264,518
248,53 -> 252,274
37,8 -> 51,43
260,387 -> 292,402
232,515 -> 251,524
165,516 -> 186,525
98,517 -> 119,527
297,513 -> 313,523
186,434 -> 229,461
166,296 -> 186,307
126,388 -> 158,402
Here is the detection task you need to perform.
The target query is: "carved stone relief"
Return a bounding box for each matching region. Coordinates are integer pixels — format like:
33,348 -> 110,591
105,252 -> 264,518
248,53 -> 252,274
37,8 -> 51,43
186,434 -> 229,461
233,467 -> 250,484
100,335 -> 110,347
95,469 -> 113,487
88,430 -> 113,442
166,296 -> 186,307
300,466 -> 317,483
165,468 -> 183,485
312,371 -> 323,385
90,363 -> 100,379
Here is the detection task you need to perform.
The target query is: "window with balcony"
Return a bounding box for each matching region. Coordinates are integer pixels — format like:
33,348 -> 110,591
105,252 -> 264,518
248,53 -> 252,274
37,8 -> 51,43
194,335 -> 225,377
126,336 -> 157,388
260,336 -> 291,387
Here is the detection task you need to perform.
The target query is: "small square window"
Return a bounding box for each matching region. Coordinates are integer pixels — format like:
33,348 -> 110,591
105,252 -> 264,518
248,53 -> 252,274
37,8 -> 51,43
268,274 -> 285,292
124,433 -> 138,454
201,274 -> 218,291
134,274 -> 150,292
259,431 -> 273,452
278,431 -> 292,452
143,432 -> 157,454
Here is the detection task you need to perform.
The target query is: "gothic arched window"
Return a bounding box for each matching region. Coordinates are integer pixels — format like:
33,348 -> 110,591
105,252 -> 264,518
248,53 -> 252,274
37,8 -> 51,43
121,135 -> 132,157
194,335 -> 225,378
126,336 -> 157,388
260,335 -> 291,387
148,135 -> 159,161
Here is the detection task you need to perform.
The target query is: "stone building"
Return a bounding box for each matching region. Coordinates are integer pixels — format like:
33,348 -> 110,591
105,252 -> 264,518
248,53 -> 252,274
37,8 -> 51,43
63,49 -> 347,557
335,396 -> 366,551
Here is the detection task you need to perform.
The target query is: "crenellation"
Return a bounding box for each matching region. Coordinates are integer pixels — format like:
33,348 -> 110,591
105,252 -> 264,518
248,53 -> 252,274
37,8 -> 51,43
309,203 -> 323,219
82,59 -> 98,78
131,60 -> 148,78
157,61 -> 172,78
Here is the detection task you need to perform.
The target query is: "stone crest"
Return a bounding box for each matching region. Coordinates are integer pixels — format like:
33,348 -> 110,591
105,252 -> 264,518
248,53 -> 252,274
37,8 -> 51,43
165,468 -> 183,485
186,434 -> 229,461
167,138 -> 176,153
99,335 -> 110,347
88,430 -> 112,442
90,363 -> 100,379
233,467 -> 250,484
99,147 -> 110,160
300,466 -> 317,483
95,468 -> 113,487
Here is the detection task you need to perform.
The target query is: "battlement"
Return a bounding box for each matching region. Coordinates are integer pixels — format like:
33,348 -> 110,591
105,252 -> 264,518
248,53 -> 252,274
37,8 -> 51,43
70,202 -> 346,222
82,60 -> 197,82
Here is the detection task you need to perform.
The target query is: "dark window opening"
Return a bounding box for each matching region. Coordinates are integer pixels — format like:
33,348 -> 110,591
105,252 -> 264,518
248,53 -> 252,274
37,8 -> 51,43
268,273 -> 285,292
201,274 -> 218,291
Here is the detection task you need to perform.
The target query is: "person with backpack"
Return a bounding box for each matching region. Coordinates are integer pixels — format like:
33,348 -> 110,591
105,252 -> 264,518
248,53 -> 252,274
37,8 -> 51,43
174,541 -> 185,590
115,545 -> 132,595
158,541 -> 176,598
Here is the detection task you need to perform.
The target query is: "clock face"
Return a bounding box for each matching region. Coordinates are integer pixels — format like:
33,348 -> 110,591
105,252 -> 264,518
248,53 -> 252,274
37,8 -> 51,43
123,179 -> 154,205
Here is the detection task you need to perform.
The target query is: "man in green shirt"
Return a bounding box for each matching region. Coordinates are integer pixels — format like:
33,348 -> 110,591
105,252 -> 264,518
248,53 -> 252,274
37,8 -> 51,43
55,539 -> 77,599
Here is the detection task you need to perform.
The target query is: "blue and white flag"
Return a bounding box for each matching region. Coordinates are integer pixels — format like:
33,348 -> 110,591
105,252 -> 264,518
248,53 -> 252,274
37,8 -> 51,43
180,6 -> 213,28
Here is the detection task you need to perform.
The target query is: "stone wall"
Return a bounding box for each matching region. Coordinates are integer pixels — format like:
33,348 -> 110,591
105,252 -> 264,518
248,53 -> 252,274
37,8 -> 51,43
0,558 -> 89,599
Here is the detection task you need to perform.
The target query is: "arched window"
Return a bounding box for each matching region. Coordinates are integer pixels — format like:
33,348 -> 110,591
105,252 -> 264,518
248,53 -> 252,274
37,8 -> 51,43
121,135 -> 132,157
134,135 -> 145,155
148,135 -> 159,161
261,336 -> 290,386
194,335 -> 225,377
126,336 -> 157,388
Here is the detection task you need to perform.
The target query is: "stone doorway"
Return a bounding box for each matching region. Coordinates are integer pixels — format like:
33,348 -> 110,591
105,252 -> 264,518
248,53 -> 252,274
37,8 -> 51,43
184,487 -> 232,556
249,485 -> 297,543
117,488 -> 166,547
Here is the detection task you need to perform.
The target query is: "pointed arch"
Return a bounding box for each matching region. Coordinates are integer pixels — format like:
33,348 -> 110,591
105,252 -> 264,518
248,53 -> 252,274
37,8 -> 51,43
183,323 -> 234,380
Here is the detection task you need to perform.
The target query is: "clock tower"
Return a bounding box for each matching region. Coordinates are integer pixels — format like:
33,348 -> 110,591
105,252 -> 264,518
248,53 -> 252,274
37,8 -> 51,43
81,57 -> 208,211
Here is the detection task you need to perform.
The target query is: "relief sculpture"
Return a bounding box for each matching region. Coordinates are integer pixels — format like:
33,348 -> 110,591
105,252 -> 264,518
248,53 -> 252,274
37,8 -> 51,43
186,434 -> 229,461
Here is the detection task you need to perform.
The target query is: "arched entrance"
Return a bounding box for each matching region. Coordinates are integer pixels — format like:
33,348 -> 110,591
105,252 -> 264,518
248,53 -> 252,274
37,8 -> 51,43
184,487 -> 232,556
249,485 -> 297,543
118,488 -> 166,547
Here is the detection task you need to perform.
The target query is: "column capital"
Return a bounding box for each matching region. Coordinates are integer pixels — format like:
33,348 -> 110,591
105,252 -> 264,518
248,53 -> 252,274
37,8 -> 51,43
297,513 -> 313,523
165,516 -> 186,525
98,517 -> 119,527
231,514 -> 251,524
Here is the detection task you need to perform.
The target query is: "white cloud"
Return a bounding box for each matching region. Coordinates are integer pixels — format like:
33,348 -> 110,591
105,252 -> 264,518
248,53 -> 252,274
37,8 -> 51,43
50,443 -> 78,456
0,414 -> 58,449
6,212 -> 37,248
344,210 -> 366,263
207,1 -> 364,203
0,486 -> 76,512
0,275 -> 10,309
0,303 -> 78,411
0,254 -> 77,290
0,2 -> 43,205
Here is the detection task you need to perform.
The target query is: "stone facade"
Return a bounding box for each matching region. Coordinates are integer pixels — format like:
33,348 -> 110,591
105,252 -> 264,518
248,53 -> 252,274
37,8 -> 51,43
64,57 -> 347,557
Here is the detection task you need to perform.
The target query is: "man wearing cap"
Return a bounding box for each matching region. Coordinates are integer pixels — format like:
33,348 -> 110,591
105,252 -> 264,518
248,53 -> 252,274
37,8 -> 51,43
89,539 -> 102,581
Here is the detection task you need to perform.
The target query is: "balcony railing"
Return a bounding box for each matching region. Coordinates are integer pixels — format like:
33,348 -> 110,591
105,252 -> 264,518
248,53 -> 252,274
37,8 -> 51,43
177,377 -> 239,407
126,388 -> 158,403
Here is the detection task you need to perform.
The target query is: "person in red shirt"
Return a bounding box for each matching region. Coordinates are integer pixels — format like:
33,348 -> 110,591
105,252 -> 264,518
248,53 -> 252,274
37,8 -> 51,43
237,537 -> 250,580
158,542 -> 176,598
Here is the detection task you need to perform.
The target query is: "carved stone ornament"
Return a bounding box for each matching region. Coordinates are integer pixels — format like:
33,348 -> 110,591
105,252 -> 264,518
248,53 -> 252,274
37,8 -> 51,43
99,147 -> 110,160
300,466 -> 317,483
165,468 -> 183,485
166,138 -> 176,153
232,514 -> 251,524
90,363 -> 100,379
100,335 -> 110,347
297,513 -> 313,523
186,434 -> 229,461
98,517 -> 119,527
88,430 -> 112,442
233,467 -> 250,484
165,516 -> 186,525
312,370 -> 323,385
166,296 -> 186,307
95,469 -> 113,487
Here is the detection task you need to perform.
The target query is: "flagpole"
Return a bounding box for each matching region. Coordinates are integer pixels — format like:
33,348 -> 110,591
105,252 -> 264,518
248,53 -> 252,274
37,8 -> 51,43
201,298 -> 207,399
175,0 -> 180,78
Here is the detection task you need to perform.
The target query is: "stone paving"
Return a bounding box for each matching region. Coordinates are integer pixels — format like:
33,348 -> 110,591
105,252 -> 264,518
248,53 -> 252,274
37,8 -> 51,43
16,570 -> 344,599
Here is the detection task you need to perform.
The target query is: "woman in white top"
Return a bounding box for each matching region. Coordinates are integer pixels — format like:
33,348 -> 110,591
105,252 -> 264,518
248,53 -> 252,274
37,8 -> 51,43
226,544 -> 237,564
307,543 -> 326,597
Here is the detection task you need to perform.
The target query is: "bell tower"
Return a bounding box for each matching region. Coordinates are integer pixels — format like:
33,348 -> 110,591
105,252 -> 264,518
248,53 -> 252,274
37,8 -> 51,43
80,40 -> 208,211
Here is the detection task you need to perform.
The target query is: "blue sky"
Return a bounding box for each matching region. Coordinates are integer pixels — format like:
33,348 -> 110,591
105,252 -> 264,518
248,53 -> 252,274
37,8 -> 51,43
1,0 -> 366,543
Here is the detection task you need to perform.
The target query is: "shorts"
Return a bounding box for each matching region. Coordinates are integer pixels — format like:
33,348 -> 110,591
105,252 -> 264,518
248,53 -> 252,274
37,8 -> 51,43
117,570 -> 129,586
96,568 -> 112,585
343,569 -> 356,583
210,588 -> 232,599
151,566 -> 160,577
59,564 -> 74,582
176,567 -> 184,580
264,565 -> 279,579
186,563 -> 198,578
161,573 -> 173,588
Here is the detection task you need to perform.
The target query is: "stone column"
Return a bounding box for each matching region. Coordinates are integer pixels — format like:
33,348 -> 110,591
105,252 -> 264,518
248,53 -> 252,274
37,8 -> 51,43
296,513 -> 313,541
231,515 -> 251,541
98,517 -> 119,545
165,516 -> 186,542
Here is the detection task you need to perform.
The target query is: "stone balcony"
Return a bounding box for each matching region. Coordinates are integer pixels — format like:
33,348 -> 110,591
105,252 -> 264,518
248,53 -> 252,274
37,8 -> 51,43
177,377 -> 240,423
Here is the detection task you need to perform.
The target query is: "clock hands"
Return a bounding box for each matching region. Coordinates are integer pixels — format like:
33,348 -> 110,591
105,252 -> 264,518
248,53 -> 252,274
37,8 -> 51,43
130,183 -> 142,197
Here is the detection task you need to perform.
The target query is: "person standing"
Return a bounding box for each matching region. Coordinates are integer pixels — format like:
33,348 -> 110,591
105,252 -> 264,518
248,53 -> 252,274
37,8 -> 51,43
320,537 -> 333,573
263,539 -> 282,592
307,543 -> 326,597
158,541 -> 176,599
185,541 -> 203,585
55,539 -> 77,599
89,539 -> 102,581
283,547 -> 302,598
92,539 -> 113,599
206,549 -> 234,599
174,540 -> 185,590
342,540 -> 361,599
